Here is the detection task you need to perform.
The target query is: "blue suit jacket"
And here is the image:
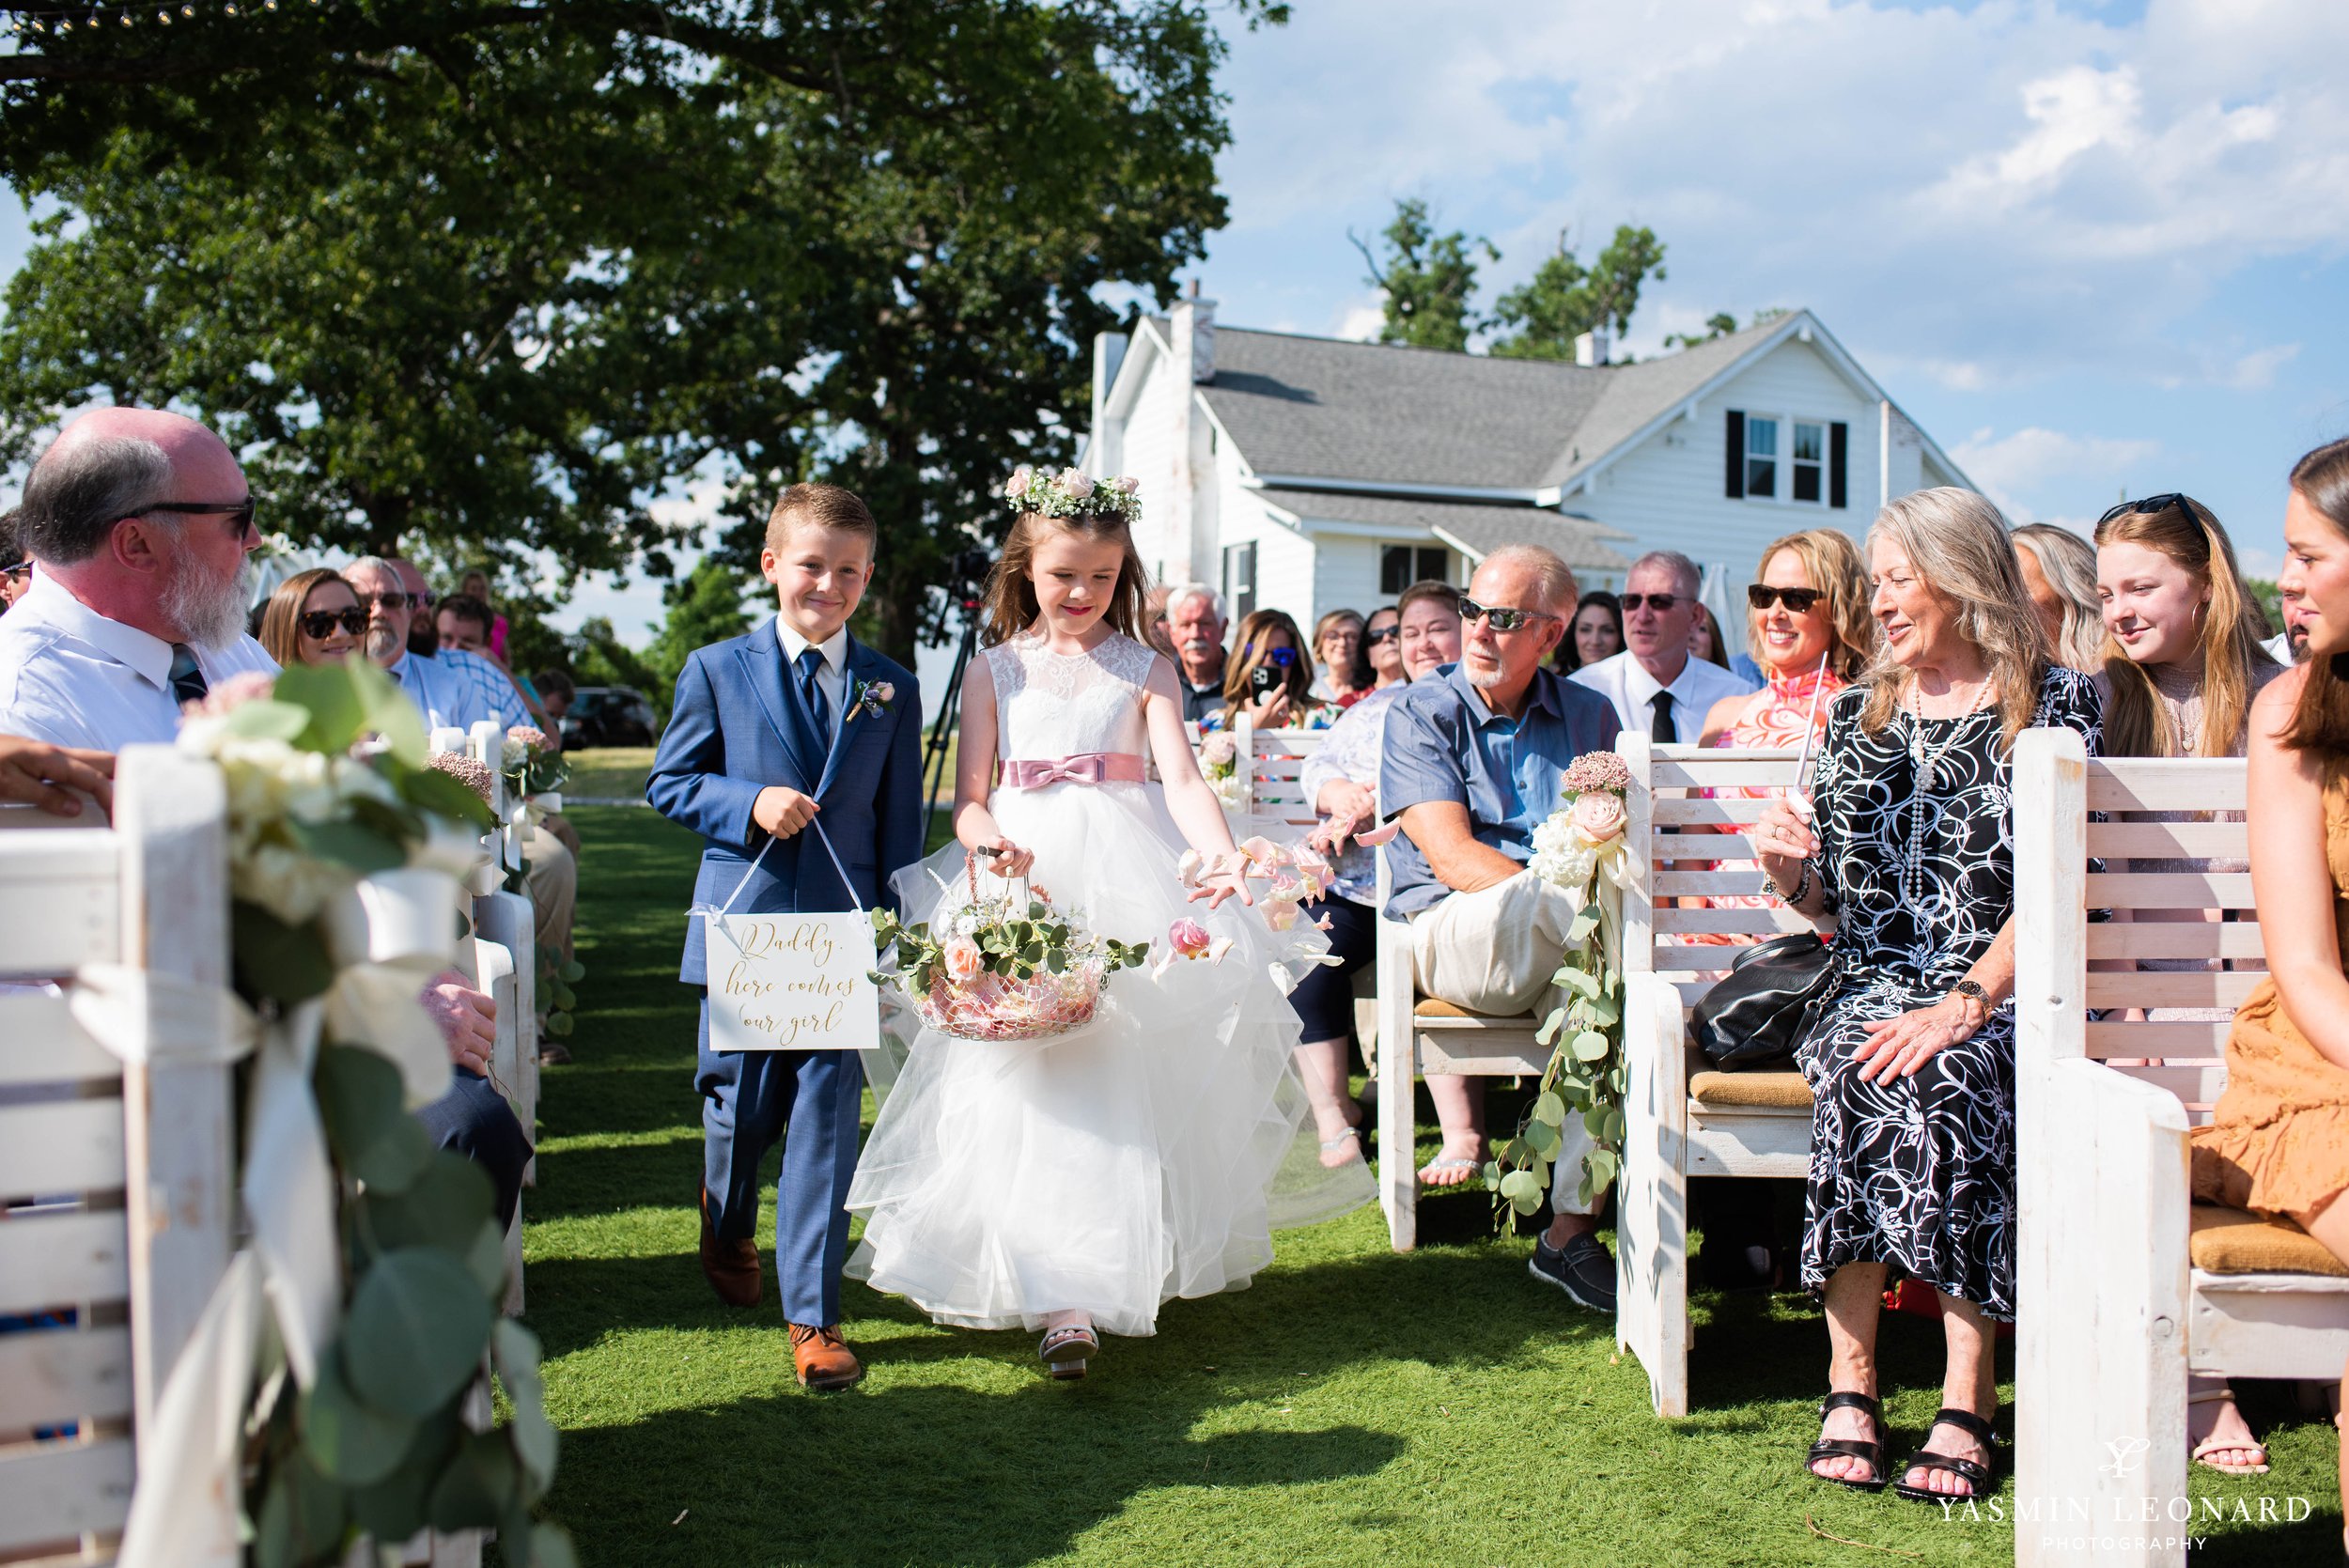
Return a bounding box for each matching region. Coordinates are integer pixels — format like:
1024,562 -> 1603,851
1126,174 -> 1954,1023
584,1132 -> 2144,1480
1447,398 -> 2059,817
646,617 -> 925,985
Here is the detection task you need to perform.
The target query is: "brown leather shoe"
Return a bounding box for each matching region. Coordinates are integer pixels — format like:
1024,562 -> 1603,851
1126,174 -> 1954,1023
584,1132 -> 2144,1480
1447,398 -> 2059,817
789,1324 -> 863,1390
698,1186 -> 761,1308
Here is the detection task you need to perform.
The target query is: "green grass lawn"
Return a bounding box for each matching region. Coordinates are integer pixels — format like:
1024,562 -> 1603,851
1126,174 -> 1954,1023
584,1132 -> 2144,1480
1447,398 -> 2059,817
520,804 -> 2344,1566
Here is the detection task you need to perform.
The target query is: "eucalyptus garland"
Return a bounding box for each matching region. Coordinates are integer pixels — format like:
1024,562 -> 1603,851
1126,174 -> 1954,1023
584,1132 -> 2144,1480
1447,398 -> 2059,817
1486,753 -> 1635,1216
181,660 -> 574,1566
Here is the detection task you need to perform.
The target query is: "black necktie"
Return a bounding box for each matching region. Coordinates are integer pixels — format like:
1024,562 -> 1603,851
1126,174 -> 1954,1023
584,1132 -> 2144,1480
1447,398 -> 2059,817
1649,690 -> 1677,743
167,644 -> 210,707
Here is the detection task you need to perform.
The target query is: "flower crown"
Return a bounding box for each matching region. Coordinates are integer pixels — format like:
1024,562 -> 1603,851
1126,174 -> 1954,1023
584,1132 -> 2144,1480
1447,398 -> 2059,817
1003,465 -> 1143,521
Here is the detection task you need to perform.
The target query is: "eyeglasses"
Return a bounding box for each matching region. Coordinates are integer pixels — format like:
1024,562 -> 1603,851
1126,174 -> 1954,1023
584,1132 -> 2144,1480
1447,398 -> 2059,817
2098,493 -> 2201,528
354,590 -> 416,612
1240,643 -> 1299,667
1364,626 -> 1400,645
1458,598 -> 1561,633
299,607 -> 369,639
130,499 -> 258,536
1747,584 -> 1824,613
1618,592 -> 1682,613
0,562 -> 29,582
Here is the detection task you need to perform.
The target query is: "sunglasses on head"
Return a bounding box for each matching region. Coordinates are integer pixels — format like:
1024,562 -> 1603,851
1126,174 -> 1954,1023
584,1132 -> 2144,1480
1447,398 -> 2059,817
1458,598 -> 1560,633
1747,584 -> 1824,613
2098,492 -> 2201,528
1240,643 -> 1299,667
300,607 -> 369,639
1364,625 -> 1400,645
1619,592 -> 1686,613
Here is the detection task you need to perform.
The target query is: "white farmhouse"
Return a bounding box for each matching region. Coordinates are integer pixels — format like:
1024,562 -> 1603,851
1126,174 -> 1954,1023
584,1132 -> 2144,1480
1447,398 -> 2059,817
1081,299 -> 1973,630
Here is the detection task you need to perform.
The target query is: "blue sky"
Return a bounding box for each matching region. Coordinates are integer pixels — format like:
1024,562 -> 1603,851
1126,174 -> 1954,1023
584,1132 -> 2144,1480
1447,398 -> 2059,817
4,0 -> 2344,638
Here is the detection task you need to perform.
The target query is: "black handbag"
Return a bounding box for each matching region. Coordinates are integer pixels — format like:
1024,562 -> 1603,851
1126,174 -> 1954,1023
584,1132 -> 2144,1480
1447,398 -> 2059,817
1689,931 -> 1839,1071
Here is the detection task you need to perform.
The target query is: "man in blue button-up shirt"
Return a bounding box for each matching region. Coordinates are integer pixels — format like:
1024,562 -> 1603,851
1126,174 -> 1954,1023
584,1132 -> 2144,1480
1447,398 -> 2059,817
1379,543 -> 1623,1312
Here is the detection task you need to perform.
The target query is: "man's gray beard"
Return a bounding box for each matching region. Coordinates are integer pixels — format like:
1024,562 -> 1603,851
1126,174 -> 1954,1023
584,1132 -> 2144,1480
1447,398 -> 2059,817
366,624 -> 406,664
164,554 -> 257,652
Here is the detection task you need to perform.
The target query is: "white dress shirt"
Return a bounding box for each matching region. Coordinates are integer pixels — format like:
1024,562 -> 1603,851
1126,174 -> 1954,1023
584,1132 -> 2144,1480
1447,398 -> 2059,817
0,570 -> 277,751
1569,647 -> 1758,741
776,619 -> 849,740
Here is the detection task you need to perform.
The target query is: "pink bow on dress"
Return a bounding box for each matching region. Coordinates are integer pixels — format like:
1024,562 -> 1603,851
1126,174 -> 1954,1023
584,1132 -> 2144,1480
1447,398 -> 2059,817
999,753 -> 1146,789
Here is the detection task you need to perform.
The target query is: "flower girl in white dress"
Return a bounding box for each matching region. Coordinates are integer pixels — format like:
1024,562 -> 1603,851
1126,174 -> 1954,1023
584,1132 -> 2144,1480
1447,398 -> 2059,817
847,469 -> 1369,1376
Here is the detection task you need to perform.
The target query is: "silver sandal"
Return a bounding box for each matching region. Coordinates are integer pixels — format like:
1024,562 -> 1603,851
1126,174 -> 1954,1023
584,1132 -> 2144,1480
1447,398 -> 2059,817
1040,1324 -> 1097,1379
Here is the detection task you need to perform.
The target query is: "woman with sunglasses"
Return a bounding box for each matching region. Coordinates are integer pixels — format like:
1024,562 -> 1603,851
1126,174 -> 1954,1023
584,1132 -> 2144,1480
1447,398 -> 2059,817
1214,608 -> 1330,733
258,567 -> 368,668
1357,604 -> 1405,698
1309,608 -> 1372,707
2092,492 -> 2283,1478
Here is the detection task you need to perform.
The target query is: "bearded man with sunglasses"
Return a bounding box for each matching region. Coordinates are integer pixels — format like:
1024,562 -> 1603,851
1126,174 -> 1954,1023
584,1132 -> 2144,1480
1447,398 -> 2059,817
0,408 -> 276,751
1381,544 -> 1625,1312
1570,550 -> 1756,740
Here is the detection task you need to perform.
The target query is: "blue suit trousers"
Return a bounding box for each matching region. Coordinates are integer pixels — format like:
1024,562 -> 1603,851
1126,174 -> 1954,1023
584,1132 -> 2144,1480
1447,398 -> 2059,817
694,992 -> 863,1326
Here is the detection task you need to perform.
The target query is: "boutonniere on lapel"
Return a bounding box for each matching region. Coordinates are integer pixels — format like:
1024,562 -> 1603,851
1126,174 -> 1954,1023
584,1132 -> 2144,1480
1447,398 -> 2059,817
845,678 -> 896,724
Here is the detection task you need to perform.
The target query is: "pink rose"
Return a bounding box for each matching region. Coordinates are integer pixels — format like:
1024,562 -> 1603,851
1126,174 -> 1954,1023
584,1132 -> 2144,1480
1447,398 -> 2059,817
182,669 -> 276,717
1568,790 -> 1626,843
1168,918 -> 1212,958
1199,731 -> 1237,768
1060,468 -> 1096,499
1006,465 -> 1034,496
1115,475 -> 1141,494
943,937 -> 984,981
870,682 -> 894,706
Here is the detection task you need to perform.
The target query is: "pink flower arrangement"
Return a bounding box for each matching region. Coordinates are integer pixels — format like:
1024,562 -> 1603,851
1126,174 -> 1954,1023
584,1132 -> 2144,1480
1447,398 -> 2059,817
427,751 -> 496,805
1561,751 -> 1633,796
181,669 -> 277,718
506,724 -> 551,753
1568,790 -> 1626,844
1167,917 -> 1212,957
943,936 -> 985,981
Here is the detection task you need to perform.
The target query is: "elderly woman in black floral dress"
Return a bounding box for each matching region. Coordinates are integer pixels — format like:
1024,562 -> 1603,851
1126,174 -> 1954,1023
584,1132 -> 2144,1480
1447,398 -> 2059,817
1752,488 -> 2102,1505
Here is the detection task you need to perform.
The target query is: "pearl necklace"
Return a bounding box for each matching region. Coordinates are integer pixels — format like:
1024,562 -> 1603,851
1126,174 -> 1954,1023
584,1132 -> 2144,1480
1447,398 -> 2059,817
1898,675 -> 1993,907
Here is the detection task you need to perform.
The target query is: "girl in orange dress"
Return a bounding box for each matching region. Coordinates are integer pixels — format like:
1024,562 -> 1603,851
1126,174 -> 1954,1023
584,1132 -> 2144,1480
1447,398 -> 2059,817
2189,436 -> 2349,1549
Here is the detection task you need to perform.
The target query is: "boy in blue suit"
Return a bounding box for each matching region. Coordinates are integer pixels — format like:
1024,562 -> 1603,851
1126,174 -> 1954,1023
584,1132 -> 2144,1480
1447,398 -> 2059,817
646,483 -> 924,1389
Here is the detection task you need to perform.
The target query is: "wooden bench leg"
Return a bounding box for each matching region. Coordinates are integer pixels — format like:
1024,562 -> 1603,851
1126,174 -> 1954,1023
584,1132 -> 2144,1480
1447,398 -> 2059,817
1378,1029 -> 1416,1251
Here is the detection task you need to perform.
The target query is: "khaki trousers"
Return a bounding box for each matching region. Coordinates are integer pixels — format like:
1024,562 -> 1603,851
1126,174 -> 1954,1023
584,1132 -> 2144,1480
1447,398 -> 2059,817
523,822 -> 576,982
1408,872 -> 1602,1216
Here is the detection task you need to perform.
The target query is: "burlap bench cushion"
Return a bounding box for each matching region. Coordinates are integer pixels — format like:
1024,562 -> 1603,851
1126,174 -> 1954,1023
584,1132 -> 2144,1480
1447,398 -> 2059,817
1414,998 -> 1537,1024
1687,1071 -> 1813,1110
2189,1203 -> 2349,1278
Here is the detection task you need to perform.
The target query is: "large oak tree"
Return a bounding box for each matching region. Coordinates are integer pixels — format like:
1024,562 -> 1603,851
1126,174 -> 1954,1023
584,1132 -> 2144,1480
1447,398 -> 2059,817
0,1 -> 1283,657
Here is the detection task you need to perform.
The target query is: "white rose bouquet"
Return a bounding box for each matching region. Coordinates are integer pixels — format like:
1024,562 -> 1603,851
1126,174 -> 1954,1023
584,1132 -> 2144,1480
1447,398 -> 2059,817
1491,751 -> 1636,1214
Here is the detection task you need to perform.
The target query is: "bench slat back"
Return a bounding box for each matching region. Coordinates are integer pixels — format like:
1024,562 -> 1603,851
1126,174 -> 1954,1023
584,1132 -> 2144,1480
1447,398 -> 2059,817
1231,715 -> 1331,838
1624,737 -> 1812,1001
0,748 -> 236,1564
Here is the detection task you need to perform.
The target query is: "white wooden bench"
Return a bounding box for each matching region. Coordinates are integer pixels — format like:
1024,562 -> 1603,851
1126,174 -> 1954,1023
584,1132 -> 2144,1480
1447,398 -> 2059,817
0,747 -> 239,1567
2014,731 -> 2335,1568
1615,737 -> 1814,1416
431,724 -> 535,1317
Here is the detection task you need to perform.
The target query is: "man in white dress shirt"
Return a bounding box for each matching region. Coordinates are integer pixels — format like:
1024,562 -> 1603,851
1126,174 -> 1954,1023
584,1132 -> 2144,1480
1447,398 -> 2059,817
0,408 -> 277,750
0,411 -> 532,1220
1569,550 -> 1756,742
347,555 -> 578,1060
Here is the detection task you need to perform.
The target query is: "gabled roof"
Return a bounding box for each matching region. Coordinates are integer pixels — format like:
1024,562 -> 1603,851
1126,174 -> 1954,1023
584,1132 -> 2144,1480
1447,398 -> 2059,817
1122,309 -> 1970,500
1252,488 -> 1629,571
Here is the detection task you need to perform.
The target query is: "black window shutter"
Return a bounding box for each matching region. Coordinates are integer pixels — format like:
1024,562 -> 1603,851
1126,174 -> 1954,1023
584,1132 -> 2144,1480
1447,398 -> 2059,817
1725,411 -> 1745,499
1829,421 -> 1849,509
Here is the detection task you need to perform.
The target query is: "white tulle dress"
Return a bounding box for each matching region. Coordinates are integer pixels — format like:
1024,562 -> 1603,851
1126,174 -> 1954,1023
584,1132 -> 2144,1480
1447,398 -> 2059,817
845,629 -> 1371,1337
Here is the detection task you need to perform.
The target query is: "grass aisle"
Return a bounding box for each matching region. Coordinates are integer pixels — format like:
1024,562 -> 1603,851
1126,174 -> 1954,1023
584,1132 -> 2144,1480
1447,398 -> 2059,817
524,805 -> 2338,1566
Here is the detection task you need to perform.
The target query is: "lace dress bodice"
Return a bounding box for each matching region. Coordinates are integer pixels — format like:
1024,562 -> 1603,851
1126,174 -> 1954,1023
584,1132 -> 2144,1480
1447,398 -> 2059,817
987,630 -> 1156,761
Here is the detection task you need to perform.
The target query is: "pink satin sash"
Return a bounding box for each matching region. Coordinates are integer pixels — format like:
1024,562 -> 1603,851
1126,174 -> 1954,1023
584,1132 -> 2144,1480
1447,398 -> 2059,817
999,752 -> 1146,789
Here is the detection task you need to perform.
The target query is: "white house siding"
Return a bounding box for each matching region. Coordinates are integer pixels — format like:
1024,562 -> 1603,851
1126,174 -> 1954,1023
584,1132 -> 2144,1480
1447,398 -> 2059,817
1308,533 -> 1396,625
1246,509 -> 1316,626
1573,339 -> 1886,595
1112,341 -> 1180,582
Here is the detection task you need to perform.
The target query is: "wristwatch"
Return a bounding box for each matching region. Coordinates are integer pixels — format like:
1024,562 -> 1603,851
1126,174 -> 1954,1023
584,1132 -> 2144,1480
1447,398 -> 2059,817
1947,979 -> 1990,1015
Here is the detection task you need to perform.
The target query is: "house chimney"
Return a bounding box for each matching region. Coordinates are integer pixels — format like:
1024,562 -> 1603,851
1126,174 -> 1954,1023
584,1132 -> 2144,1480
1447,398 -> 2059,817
1574,329 -> 1610,367
1174,279 -> 1217,383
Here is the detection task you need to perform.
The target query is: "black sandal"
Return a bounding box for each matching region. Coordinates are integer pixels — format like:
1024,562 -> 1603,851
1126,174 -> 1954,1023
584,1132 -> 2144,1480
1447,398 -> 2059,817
1890,1406 -> 1999,1503
1805,1390 -> 1889,1493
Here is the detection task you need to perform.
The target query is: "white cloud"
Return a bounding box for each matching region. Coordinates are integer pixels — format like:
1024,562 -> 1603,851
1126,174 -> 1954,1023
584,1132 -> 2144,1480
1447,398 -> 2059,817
1333,298 -> 1386,342
1210,0 -> 2349,387
1949,426 -> 2164,519
2228,343 -> 2301,390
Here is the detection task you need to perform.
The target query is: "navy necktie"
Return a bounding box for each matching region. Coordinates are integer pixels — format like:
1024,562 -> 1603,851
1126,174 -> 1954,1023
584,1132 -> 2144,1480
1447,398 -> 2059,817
781,645 -> 831,780
167,644 -> 210,707
797,646 -> 832,737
